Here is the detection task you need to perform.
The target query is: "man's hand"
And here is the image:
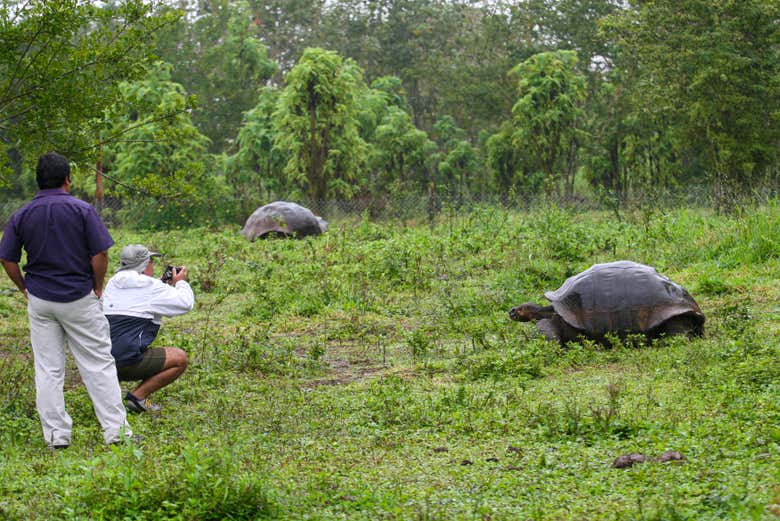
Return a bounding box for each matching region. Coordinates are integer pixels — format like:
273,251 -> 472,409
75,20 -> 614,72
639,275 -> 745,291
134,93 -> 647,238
171,266 -> 188,285
91,250 -> 109,297
1,260 -> 27,298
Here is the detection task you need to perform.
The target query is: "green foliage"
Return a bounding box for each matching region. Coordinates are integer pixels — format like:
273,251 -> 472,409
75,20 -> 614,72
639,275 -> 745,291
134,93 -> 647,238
371,107 -> 435,194
432,116 -> 466,152
485,122 -> 544,195
709,202 -> 780,264
106,61 -> 210,194
226,86 -> 287,216
0,0 -> 179,187
3,0 -> 780,210
430,116 -> 484,198
369,76 -> 407,110
527,204 -> 604,262
155,0 -> 277,153
578,75 -> 684,201
103,62 -> 229,228
603,0 -> 780,203
438,140 -> 484,198
458,341 -> 546,382
510,50 -> 587,196
274,48 -> 368,201
0,355 -> 35,419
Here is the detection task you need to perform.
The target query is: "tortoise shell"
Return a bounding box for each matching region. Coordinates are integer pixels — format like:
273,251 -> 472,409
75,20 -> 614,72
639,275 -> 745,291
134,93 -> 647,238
241,201 -> 328,241
544,261 -> 704,336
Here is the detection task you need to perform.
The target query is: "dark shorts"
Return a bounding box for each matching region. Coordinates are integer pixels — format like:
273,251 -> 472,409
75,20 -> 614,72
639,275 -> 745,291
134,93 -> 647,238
117,348 -> 166,381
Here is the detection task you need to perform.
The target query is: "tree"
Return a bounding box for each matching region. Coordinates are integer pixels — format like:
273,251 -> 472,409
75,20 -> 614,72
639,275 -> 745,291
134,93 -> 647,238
226,86 -> 287,216
318,0 -> 449,130
352,76 -> 434,196
103,62 -> 220,226
371,106 -> 434,194
604,0 -> 780,204
247,0 -> 326,77
318,0 -> 526,135
524,0 -> 623,71
0,0 -> 179,186
486,122 -> 544,197
510,50 -> 586,196
274,48 -> 367,201
155,0 -> 277,153
356,77 -> 403,146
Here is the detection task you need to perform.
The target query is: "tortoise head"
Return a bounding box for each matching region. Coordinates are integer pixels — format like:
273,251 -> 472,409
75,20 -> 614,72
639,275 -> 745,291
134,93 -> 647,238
509,302 -> 546,322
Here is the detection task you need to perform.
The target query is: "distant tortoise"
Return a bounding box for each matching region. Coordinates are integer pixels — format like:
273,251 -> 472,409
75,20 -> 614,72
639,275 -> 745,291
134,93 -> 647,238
241,201 -> 328,241
509,261 -> 704,345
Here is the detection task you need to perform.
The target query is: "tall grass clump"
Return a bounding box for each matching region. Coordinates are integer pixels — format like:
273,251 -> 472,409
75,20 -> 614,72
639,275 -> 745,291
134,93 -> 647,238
705,200 -> 780,265
527,204 -> 602,263
60,441 -> 276,520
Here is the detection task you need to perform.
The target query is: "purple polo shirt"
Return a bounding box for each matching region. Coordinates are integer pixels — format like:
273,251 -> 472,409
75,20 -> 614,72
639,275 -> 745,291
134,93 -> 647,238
0,188 -> 114,302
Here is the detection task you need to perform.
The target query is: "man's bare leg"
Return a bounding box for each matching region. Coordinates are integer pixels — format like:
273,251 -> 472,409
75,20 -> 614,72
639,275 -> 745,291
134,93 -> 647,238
131,347 -> 187,400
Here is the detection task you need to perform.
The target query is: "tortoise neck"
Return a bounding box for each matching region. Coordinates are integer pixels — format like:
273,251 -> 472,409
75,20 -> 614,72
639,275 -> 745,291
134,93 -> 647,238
537,305 -> 556,319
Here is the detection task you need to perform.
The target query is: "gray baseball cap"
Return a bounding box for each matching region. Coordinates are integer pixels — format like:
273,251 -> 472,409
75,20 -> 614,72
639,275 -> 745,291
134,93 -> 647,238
118,244 -> 162,272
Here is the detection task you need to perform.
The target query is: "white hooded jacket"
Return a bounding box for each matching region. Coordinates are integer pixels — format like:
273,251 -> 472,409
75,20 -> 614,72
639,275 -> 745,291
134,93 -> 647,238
103,269 -> 194,324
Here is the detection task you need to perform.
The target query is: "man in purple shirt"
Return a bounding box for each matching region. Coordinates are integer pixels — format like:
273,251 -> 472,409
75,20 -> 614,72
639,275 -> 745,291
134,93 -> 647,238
0,152 -> 135,448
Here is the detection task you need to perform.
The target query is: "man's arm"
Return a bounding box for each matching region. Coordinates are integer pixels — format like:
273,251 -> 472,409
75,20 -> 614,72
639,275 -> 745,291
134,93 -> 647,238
91,250 -> 109,298
1,259 -> 27,298
149,267 -> 195,316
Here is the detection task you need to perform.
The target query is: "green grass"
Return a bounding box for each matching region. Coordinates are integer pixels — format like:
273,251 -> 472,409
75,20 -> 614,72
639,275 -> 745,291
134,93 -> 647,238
1,204 -> 779,519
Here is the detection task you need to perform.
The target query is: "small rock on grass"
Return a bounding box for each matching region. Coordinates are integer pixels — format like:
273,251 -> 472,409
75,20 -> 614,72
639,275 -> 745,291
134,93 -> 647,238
656,450 -> 686,463
612,450 -> 687,468
612,453 -> 648,468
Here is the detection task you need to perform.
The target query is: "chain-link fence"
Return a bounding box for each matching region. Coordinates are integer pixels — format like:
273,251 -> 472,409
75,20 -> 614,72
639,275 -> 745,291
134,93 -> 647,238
1,184 -> 776,230
81,192 -> 653,229
89,184 -> 764,226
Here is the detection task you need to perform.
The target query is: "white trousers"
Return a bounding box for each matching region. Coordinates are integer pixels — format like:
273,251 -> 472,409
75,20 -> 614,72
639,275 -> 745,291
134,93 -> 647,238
27,292 -> 133,446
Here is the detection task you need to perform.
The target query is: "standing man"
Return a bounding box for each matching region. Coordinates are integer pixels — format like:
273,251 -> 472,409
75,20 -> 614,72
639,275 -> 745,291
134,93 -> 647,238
0,152 -> 134,448
103,245 -> 193,413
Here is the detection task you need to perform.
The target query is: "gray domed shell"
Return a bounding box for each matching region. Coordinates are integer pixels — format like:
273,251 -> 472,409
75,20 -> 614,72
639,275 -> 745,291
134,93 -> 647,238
544,261 -> 704,336
241,201 -> 328,241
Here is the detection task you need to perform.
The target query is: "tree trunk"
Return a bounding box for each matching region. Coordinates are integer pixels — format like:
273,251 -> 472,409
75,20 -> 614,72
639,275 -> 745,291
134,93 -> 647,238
95,146 -> 103,216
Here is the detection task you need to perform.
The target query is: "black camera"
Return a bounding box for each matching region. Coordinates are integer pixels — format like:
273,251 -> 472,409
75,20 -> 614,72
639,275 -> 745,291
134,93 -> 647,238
161,265 -> 183,284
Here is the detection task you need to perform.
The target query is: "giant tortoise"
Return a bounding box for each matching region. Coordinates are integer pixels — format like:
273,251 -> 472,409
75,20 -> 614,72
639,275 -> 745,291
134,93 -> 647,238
509,261 -> 704,345
241,201 -> 328,241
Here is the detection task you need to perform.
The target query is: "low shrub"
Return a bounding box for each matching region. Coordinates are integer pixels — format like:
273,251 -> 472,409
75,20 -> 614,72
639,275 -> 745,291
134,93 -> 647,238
62,441 -> 276,520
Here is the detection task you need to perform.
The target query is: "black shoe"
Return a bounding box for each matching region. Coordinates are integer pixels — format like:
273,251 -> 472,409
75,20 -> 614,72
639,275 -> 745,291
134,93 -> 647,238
51,444 -> 69,450
125,392 -> 161,413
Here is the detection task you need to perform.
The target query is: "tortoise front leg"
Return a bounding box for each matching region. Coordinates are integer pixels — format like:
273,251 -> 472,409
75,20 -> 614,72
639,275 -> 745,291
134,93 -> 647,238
537,316 -> 581,346
536,318 -> 561,343
655,315 -> 703,338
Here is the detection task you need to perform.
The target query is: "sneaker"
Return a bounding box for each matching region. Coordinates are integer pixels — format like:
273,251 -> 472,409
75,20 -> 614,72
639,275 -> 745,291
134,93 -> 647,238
124,392 -> 161,413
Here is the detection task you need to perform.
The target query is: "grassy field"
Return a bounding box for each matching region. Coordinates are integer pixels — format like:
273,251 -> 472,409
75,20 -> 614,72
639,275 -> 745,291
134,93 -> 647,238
1,203 -> 779,520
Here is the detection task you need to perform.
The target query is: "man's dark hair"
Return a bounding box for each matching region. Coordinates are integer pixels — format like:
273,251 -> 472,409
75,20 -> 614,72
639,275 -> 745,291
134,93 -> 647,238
36,152 -> 70,189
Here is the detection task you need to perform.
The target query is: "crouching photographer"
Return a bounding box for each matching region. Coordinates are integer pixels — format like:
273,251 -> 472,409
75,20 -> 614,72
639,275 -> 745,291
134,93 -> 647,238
103,245 -> 194,413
